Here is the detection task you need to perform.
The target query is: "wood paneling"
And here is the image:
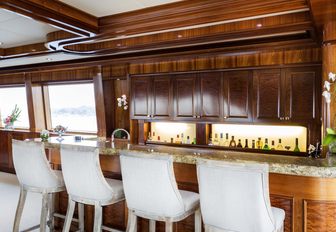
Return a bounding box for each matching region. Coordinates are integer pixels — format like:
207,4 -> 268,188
93,67 -> 107,137
270,195 -> 293,232
152,77 -> 172,119
304,200 -> 336,232
130,77 -> 151,119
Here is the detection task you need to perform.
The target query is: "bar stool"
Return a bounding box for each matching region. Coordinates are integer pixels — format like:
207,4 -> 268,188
60,145 -> 124,232
197,159 -> 285,232
12,139 -> 68,232
120,150 -> 202,232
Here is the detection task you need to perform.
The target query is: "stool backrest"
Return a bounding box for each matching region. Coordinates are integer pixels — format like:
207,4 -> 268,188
60,145 -> 113,202
12,140 -> 61,189
120,151 -> 184,217
197,159 -> 275,232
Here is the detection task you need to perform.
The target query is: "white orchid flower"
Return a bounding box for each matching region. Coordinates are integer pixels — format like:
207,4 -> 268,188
323,90 -> 331,103
324,81 -> 331,91
124,106 -> 128,110
329,72 -> 336,82
122,94 -> 127,99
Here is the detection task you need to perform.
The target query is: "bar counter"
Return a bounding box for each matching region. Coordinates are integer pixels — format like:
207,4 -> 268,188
30,136 -> 336,178
26,136 -> 336,232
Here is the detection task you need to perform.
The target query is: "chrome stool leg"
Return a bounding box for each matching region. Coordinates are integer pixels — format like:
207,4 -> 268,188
13,187 -> 27,232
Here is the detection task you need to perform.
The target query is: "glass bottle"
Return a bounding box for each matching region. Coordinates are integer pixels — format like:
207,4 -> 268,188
208,134 -> 213,146
270,140 -> 275,150
229,136 -> 236,147
256,137 -> 263,149
157,136 -> 161,141
244,139 -> 249,149
170,137 -> 174,143
252,140 -> 256,149
219,133 -> 224,146
213,133 -> 219,146
237,139 -> 243,148
152,131 -> 156,140
186,136 -> 191,144
147,132 -> 152,141
276,139 -> 284,150
175,134 -> 181,144
263,138 -> 270,150
294,138 -> 300,152
181,133 -> 184,144
192,138 -> 196,145
224,133 -> 230,147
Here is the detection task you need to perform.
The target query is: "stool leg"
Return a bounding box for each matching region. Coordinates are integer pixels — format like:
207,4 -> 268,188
40,193 -> 49,232
13,187 -> 27,232
93,202 -> 103,232
48,193 -> 55,232
78,203 -> 85,232
62,198 -> 76,232
149,220 -> 156,232
165,221 -> 173,232
126,210 -> 137,232
195,208 -> 202,232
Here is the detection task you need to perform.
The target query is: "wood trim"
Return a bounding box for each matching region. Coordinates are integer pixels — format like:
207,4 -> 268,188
93,66 -> 107,137
24,74 -> 36,131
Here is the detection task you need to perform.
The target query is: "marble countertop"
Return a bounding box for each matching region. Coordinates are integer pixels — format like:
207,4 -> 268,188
27,136 -> 336,178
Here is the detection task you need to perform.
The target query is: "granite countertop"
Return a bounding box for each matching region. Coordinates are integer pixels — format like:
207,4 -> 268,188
27,136 -> 336,178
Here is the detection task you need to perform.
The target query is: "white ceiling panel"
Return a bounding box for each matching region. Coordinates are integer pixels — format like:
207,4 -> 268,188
60,0 -> 181,17
0,9 -> 57,48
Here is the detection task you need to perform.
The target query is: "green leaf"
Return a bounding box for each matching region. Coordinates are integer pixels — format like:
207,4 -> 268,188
327,128 -> 336,135
323,134 -> 336,146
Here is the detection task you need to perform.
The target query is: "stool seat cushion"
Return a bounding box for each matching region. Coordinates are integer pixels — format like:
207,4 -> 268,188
106,178 -> 124,199
272,207 -> 285,230
180,190 -> 200,212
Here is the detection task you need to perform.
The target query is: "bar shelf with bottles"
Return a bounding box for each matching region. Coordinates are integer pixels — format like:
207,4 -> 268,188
145,122 -> 308,156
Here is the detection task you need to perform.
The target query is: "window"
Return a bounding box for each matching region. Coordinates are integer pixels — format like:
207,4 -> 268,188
48,83 -> 97,133
0,86 -> 30,128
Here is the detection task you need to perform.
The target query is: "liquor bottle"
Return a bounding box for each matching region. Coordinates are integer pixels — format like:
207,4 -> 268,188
192,138 -> 196,145
229,136 -> 236,147
294,138 -> 300,152
219,133 -> 224,146
237,139 -> 243,148
252,140 -> 256,149
175,134 -> 181,144
276,139 -> 284,150
186,136 -> 191,144
170,138 -> 174,143
181,133 -> 185,144
263,138 -> 270,150
213,133 -> 219,146
157,136 -> 161,141
270,140 -> 275,150
208,134 -> 213,146
244,139 -> 249,149
147,132 -> 152,141
256,137 -> 263,149
152,131 -> 156,140
224,133 -> 230,147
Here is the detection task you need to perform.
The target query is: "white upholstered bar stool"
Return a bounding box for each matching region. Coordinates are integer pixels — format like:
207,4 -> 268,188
120,150 -> 202,232
60,144 -> 124,232
12,139 -> 67,232
197,159 -> 285,232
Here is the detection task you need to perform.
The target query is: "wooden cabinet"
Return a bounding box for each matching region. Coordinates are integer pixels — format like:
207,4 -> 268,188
284,67 -> 319,122
253,69 -> 283,122
199,72 -> 223,120
224,71 -> 252,122
173,74 -> 198,120
131,76 -> 172,120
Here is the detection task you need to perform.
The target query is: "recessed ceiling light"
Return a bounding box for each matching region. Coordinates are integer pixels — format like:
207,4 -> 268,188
116,43 -> 122,47
31,49 -> 36,52
46,58 -> 53,61
177,34 -> 183,38
256,23 -> 263,28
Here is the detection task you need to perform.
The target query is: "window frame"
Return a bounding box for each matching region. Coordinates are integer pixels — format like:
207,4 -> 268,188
43,81 -> 98,135
0,84 -> 30,130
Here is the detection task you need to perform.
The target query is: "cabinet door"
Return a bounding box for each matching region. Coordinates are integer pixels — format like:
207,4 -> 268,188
285,67 -> 318,122
152,77 -> 172,119
199,72 -> 222,120
223,71 -> 252,122
253,69 -> 283,122
173,74 -> 198,120
0,131 -> 9,170
131,77 -> 151,119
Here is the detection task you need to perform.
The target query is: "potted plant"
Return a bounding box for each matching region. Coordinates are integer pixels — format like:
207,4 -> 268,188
322,72 -> 336,154
3,105 -> 21,130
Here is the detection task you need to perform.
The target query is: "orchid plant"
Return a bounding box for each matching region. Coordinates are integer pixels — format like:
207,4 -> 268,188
322,72 -> 336,104
117,94 -> 128,110
3,105 -> 21,128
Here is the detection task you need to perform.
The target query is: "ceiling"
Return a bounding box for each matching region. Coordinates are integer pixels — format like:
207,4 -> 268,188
0,9 -> 57,48
60,0 -> 181,17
